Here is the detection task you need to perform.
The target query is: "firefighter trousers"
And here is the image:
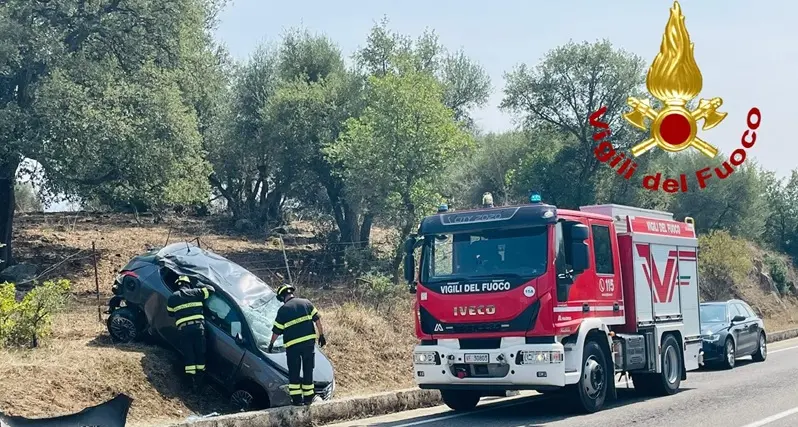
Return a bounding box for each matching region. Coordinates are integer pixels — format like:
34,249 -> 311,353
178,322 -> 206,376
286,341 -> 315,405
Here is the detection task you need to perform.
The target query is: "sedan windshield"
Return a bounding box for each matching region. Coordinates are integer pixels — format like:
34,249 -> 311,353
700,304 -> 727,324
241,294 -> 284,350
422,226 -> 548,282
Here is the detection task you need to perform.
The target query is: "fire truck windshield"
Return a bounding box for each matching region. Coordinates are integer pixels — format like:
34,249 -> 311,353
421,226 -> 549,283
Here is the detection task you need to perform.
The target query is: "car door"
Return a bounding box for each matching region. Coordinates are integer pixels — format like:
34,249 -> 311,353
204,293 -> 247,388
728,303 -> 749,353
731,303 -> 753,354
738,302 -> 760,355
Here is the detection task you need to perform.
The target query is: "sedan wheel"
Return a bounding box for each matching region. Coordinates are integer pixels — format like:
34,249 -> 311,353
230,390 -> 255,412
722,339 -> 735,369
752,333 -> 767,362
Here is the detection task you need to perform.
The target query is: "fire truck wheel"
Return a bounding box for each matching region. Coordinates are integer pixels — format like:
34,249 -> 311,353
440,390 -> 481,412
569,339 -> 608,413
631,335 -> 682,396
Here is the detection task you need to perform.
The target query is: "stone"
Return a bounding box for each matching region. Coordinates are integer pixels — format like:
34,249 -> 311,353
0,263 -> 38,283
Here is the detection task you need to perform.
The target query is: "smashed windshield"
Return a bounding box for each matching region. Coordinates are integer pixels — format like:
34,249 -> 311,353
422,226 -> 549,282
241,294 -> 285,349
700,304 -> 727,324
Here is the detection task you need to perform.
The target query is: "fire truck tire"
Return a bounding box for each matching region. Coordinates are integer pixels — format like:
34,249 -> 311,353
440,390 -> 481,412
569,339 -> 608,413
632,335 -> 682,396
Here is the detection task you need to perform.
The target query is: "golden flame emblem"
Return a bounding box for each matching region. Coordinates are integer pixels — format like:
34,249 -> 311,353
624,1 -> 727,158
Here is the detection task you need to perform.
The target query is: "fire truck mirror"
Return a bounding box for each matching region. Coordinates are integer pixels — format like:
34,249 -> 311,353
569,223 -> 590,274
404,237 -> 417,287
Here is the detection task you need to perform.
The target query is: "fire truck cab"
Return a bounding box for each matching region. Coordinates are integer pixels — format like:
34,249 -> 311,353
403,200 -> 703,413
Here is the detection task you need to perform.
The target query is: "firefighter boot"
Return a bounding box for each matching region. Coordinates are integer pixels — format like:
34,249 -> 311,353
291,395 -> 304,407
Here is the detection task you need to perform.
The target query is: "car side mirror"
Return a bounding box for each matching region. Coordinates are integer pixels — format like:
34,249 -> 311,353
231,321 -> 244,345
731,315 -> 746,323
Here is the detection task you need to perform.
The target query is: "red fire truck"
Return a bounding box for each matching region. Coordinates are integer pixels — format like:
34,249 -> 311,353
403,200 -> 703,413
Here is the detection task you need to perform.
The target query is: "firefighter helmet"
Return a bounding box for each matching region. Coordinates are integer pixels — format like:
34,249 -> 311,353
276,284 -> 296,302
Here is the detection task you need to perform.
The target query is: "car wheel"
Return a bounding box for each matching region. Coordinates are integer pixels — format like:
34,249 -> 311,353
569,339 -> 608,413
721,337 -> 735,369
230,385 -> 268,412
440,390 -> 481,412
107,307 -> 141,343
752,333 -> 767,362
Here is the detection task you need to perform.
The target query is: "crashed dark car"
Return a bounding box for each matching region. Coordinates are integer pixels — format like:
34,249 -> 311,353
105,243 -> 335,411
700,299 -> 767,369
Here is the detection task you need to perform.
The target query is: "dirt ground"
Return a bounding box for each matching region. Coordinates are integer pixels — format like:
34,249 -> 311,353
1,212 -> 797,425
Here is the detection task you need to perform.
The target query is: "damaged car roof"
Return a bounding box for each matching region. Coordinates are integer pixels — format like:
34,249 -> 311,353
155,243 -> 276,306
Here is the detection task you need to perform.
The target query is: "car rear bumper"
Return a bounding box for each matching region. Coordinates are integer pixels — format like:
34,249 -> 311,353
412,342 -> 565,389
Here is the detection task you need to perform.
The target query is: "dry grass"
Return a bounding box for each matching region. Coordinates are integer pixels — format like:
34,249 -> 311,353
1,212 -> 414,426
2,212 -> 798,426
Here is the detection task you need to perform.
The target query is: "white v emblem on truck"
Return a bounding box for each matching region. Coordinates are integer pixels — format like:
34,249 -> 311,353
434,323 -> 443,332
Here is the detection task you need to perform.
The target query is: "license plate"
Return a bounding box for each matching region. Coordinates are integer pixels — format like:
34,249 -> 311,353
464,353 -> 489,364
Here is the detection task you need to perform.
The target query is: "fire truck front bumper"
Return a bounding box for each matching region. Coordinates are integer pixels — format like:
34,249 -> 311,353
412,342 -> 566,389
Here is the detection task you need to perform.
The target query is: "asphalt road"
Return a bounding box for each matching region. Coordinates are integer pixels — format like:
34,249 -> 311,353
327,336 -> 798,427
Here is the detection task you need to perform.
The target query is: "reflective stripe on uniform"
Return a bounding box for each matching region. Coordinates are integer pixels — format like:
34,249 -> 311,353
196,365 -> 206,371
288,384 -> 302,395
302,389 -> 314,396
202,288 -> 209,299
185,365 -> 196,374
273,321 -> 284,329
177,276 -> 191,283
284,333 -> 316,348
176,314 -> 204,326
283,315 -> 313,329
310,307 -> 318,318
167,301 -> 204,312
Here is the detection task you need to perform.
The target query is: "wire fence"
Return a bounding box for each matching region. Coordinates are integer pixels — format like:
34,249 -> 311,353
7,232 -> 390,322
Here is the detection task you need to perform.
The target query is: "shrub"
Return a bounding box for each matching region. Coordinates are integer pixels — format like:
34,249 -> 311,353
698,230 -> 753,300
0,279 -> 71,348
764,254 -> 792,295
353,273 -> 406,311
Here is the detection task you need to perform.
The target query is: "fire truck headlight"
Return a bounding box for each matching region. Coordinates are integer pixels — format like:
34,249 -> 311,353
516,351 -> 563,365
414,351 -> 440,365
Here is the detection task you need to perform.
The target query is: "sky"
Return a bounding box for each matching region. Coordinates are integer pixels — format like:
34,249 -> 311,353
215,0 -> 797,176
41,0 -> 798,212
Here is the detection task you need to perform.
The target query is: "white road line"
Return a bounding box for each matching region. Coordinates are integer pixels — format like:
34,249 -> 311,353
387,342 -> 798,427
768,344 -> 798,354
739,406 -> 798,427
389,381 -> 630,427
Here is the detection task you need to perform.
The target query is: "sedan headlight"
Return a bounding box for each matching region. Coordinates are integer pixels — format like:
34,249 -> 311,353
703,333 -> 720,343
413,351 -> 440,365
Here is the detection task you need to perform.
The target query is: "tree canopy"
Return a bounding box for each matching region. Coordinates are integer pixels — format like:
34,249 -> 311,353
2,9 -> 794,278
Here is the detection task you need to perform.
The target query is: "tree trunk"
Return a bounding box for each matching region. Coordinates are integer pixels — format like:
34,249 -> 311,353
358,212 -> 374,247
325,185 -> 358,244
0,157 -> 19,267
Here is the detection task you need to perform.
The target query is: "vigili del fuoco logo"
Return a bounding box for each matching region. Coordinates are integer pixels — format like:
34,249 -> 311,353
589,1 -> 761,193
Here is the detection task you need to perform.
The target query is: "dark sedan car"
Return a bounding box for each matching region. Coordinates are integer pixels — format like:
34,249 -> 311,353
700,299 -> 767,369
105,243 -> 335,411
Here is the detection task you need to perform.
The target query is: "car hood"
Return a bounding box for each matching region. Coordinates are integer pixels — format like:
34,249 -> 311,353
701,322 -> 729,335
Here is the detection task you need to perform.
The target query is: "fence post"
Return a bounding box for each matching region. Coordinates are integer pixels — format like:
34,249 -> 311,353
279,236 -> 293,284
93,241 -> 101,322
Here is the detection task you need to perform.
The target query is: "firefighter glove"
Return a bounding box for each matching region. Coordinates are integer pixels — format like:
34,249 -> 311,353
318,334 -> 327,347
267,344 -> 274,353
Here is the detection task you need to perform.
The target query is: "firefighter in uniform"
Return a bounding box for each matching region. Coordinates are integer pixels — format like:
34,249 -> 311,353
482,192 -> 494,208
267,284 -> 327,406
166,275 -> 214,389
